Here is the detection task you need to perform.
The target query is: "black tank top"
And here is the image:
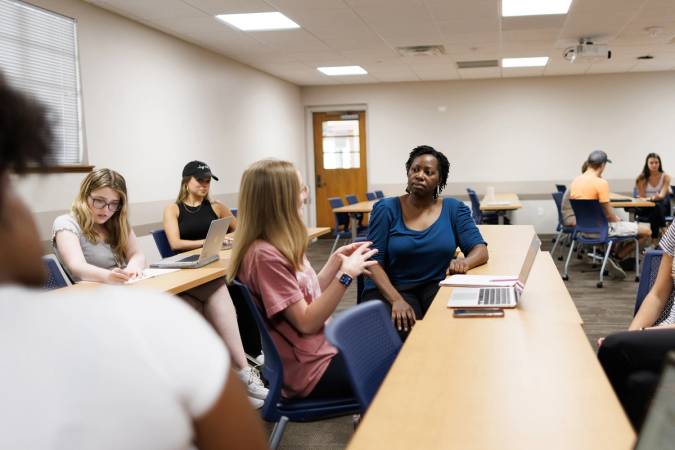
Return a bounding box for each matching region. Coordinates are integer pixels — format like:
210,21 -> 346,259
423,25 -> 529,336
177,199 -> 219,241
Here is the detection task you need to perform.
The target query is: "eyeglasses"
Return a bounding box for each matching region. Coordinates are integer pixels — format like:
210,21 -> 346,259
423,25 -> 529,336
89,196 -> 121,212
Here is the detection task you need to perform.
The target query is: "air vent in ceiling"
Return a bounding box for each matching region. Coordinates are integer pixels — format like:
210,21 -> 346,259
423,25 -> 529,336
456,59 -> 499,69
396,45 -> 446,57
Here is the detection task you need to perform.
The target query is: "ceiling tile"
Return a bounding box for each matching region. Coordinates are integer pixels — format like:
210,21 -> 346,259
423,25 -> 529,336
181,0 -> 272,15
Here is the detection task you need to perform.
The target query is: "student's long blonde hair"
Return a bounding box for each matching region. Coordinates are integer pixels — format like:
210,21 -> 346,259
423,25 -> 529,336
227,159 -> 307,283
71,168 -> 131,263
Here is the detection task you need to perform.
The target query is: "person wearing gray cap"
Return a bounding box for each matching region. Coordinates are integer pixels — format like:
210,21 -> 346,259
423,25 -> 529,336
568,150 -> 651,278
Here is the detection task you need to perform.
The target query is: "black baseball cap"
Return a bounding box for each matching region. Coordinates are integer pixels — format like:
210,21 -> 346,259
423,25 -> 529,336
587,150 -> 611,165
182,161 -> 219,181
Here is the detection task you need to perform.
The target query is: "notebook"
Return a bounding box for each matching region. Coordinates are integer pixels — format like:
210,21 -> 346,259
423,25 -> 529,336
150,217 -> 231,269
445,234 -> 540,309
124,268 -> 180,284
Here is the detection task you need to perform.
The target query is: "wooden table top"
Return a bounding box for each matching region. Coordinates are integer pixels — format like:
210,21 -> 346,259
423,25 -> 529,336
347,225 -> 634,450
332,200 -> 378,214
609,193 -> 655,208
62,227 -> 330,295
480,193 -> 523,211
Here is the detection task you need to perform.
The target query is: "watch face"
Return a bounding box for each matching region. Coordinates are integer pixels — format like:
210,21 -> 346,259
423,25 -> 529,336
339,273 -> 353,287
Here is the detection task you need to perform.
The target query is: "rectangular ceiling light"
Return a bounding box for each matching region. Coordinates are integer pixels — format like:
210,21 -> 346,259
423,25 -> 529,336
317,66 -> 368,76
502,57 -> 549,68
502,0 -> 572,17
215,12 -> 300,31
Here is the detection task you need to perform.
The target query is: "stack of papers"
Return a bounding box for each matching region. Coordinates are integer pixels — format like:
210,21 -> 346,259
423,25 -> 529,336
125,268 -> 180,284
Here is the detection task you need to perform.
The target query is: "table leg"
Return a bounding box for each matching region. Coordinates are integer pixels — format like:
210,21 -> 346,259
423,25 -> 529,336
349,214 -> 359,240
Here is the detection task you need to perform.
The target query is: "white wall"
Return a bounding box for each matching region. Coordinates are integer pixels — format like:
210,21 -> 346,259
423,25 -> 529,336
13,0 -> 304,238
302,72 -> 675,232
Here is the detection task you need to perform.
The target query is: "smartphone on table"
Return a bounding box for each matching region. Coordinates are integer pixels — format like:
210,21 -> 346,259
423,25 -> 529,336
453,308 -> 504,318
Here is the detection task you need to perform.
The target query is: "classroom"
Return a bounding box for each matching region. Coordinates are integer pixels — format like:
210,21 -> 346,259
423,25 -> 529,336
1,0 -> 675,449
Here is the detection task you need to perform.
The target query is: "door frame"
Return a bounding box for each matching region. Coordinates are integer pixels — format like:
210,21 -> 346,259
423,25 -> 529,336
304,104 -> 368,227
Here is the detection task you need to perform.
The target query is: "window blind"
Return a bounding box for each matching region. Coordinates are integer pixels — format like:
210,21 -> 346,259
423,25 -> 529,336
0,0 -> 84,165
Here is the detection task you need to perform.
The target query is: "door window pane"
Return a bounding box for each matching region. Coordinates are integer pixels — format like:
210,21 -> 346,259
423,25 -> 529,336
322,120 -> 360,169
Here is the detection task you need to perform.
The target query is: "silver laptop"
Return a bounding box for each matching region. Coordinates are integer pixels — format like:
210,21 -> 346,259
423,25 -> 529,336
447,235 -> 540,309
151,217 -> 231,269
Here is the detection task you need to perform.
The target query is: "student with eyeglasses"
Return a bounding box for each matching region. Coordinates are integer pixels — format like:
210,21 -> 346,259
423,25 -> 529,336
53,168 -> 268,408
52,168 -> 145,284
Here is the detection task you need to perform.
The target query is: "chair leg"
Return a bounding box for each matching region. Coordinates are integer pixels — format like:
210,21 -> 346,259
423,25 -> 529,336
551,231 -> 563,259
330,234 -> 340,255
597,241 -> 613,288
634,237 -> 640,282
563,239 -> 575,280
591,245 -> 597,268
268,416 -> 289,450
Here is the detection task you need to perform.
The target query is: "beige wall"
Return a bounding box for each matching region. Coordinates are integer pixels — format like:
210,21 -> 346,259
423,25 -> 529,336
302,71 -> 675,231
13,0 -> 304,239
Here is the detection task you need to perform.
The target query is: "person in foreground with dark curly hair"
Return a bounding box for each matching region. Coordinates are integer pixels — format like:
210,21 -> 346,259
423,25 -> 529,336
0,73 -> 266,449
361,145 -> 488,335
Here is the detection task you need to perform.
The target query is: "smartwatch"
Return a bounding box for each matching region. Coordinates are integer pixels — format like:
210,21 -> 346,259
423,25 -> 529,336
337,272 -> 353,288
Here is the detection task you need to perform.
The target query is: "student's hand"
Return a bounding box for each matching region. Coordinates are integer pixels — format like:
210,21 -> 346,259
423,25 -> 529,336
447,258 -> 469,275
106,268 -> 131,284
337,241 -> 378,278
596,336 -> 605,347
392,299 -> 416,332
335,241 -> 372,257
223,236 -> 234,246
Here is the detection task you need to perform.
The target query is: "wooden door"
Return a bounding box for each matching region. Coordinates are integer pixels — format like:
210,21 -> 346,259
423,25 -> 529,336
313,111 -> 367,228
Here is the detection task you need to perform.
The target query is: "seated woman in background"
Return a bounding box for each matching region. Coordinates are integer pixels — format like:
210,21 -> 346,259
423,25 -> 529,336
163,161 -> 236,252
0,73 -> 266,449
361,145 -> 488,334
53,169 -> 267,408
598,221 -> 675,430
228,159 -> 377,399
635,153 -> 671,241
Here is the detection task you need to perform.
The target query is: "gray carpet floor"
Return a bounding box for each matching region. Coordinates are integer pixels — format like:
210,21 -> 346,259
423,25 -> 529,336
262,234 -> 640,449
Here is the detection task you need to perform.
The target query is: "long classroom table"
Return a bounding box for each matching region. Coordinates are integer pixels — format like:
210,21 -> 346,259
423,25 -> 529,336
347,225 -> 635,450
63,227 -> 330,295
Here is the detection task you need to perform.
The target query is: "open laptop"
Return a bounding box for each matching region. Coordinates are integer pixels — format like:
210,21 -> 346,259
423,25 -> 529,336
446,235 -> 540,309
151,217 -> 231,269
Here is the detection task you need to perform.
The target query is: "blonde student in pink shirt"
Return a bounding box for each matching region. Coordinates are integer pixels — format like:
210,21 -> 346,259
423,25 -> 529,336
227,159 -> 377,399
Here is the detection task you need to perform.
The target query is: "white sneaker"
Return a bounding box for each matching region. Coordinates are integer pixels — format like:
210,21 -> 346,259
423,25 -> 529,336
255,352 -> 265,366
239,366 -> 269,400
606,257 -> 626,280
248,396 -> 264,409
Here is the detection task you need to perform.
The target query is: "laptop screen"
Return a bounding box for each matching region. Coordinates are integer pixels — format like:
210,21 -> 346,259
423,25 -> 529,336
517,234 -> 541,286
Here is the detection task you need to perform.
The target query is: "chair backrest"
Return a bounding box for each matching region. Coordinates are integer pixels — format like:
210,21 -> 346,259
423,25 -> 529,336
42,254 -> 72,289
325,301 -> 402,412
366,192 -> 377,201
228,280 -> 284,421
569,199 -> 609,240
345,194 -> 359,205
230,207 -> 238,217
635,250 -> 675,324
555,184 -> 566,194
328,197 -> 350,233
552,192 -> 565,228
150,229 -> 176,259
632,186 -> 639,198
466,188 -> 482,224
374,190 -> 384,199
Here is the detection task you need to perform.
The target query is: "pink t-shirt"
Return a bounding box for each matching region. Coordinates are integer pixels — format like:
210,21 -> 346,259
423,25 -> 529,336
238,240 -> 337,398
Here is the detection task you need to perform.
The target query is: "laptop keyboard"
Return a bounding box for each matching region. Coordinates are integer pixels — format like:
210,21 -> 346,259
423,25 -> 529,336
478,287 -> 511,306
177,255 -> 200,263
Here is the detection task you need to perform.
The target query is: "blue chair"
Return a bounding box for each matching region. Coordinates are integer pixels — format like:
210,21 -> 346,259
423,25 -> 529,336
230,207 -> 237,218
555,184 -> 566,194
328,197 -> 367,254
634,250 -> 675,323
325,301 -> 402,413
366,192 -> 377,201
563,199 -> 640,288
42,254 -> 71,289
150,229 -> 176,259
374,190 -> 384,199
228,280 -> 359,450
551,192 -> 575,260
466,188 -> 501,224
